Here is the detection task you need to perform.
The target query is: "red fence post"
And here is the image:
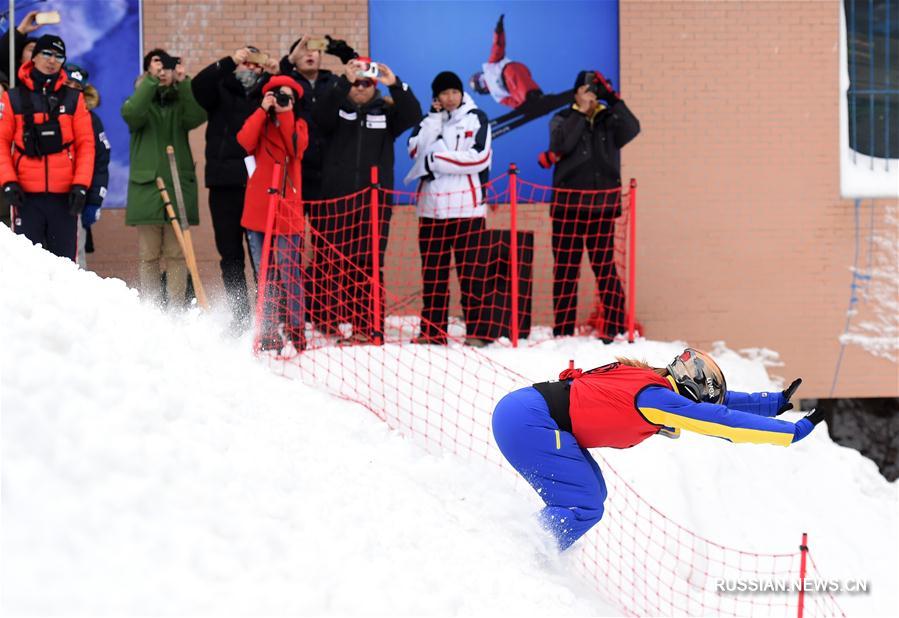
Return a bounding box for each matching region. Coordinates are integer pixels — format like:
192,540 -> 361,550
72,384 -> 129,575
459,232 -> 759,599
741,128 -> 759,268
626,178 -> 637,343
797,532 -> 808,618
508,164 -> 520,348
254,163 -> 282,351
370,165 -> 383,346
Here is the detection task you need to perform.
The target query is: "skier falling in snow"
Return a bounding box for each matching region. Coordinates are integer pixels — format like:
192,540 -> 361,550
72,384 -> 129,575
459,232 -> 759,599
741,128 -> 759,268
492,348 -> 823,550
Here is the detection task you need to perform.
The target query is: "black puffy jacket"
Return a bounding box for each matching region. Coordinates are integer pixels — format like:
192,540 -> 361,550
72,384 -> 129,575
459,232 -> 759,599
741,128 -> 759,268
549,99 -> 640,193
274,58 -> 343,200
191,56 -> 265,188
313,76 -> 422,201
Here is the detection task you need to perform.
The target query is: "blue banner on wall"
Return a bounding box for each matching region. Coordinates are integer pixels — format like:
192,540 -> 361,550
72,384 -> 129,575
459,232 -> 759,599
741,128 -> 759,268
2,0 -> 141,207
370,0 -> 619,189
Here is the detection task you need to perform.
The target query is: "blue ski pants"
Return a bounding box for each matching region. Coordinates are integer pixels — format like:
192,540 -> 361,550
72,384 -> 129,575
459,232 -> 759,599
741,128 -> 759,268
492,386 -> 608,551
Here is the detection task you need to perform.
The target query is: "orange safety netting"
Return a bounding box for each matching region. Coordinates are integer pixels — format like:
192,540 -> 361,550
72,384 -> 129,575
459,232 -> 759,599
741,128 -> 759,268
251,166 -> 844,617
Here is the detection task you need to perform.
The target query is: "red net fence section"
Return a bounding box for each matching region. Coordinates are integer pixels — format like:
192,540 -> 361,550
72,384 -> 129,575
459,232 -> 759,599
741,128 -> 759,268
251,168 -> 844,617
254,166 -> 636,351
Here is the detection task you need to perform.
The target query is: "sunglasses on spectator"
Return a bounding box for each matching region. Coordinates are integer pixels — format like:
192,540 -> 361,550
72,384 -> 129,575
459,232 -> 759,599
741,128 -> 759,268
352,79 -> 375,88
38,50 -> 66,61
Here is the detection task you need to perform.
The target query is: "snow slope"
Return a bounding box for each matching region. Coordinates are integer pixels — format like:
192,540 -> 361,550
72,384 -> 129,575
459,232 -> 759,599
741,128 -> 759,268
1,226 -> 896,616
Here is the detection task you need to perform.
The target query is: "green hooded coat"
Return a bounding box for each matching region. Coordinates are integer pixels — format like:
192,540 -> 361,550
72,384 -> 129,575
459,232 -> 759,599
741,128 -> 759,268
121,75 -> 207,226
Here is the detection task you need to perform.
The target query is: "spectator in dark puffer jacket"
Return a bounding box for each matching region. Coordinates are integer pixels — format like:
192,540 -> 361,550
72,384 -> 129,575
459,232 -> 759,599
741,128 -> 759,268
311,58 -> 421,344
192,46 -> 273,331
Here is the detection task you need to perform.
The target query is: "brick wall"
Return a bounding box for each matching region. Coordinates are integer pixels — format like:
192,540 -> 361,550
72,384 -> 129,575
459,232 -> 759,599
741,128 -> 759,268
89,0 -> 898,398
620,0 -> 897,397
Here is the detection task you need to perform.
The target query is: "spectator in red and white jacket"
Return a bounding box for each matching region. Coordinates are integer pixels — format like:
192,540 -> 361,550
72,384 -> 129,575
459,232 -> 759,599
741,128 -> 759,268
404,71 -> 493,347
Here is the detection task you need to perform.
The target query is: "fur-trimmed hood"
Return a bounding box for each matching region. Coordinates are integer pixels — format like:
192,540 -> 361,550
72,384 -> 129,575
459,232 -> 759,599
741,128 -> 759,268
83,84 -> 100,110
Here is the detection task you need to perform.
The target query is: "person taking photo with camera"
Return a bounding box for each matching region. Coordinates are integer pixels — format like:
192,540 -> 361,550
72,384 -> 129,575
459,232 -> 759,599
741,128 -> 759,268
537,70 -> 640,342
237,76 -> 309,353
0,34 -> 95,261
121,49 -> 206,309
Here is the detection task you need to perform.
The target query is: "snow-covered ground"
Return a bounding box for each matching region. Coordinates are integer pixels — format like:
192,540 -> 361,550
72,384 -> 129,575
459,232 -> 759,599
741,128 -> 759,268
1,226 -> 897,616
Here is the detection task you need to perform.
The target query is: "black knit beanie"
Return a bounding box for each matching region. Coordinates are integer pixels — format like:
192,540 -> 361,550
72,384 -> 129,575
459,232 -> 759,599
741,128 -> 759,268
431,71 -> 463,98
32,34 -> 66,59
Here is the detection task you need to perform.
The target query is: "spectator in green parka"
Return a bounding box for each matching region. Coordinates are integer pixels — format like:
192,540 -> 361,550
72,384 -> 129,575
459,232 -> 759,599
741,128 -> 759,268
121,49 -> 206,308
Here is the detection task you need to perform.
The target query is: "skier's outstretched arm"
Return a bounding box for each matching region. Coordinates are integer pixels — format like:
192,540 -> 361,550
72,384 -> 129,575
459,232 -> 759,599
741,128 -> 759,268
725,378 -> 803,417
636,386 -> 822,446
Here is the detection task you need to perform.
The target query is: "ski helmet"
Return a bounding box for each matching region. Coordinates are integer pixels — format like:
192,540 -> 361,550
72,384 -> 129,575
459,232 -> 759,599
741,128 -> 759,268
666,348 -> 727,404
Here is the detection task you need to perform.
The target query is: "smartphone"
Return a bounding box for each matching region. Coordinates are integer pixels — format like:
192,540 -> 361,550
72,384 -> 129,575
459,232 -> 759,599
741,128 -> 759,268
35,10 -> 61,25
246,51 -> 269,65
306,38 -> 328,52
359,62 -> 379,79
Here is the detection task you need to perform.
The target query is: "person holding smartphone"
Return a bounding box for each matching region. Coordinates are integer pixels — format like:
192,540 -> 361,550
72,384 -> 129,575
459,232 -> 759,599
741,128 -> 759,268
121,50 -> 206,309
404,71 -> 494,347
0,10 -> 48,83
192,45 -> 274,333
311,57 -> 422,345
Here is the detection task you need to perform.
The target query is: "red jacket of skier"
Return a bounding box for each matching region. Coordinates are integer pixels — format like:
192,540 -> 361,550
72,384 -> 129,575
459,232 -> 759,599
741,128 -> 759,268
0,62 -> 96,193
568,363 -> 671,448
237,75 -> 308,235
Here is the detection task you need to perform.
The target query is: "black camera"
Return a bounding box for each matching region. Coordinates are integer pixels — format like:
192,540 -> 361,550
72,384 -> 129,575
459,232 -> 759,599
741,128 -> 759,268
160,54 -> 179,70
274,91 -> 294,107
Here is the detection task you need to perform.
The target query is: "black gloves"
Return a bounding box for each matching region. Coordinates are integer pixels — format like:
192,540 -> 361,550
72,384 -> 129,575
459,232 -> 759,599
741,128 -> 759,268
804,408 -> 826,425
594,71 -> 618,102
496,14 -> 505,34
325,35 -> 358,64
68,184 -> 88,216
2,182 -> 24,210
777,378 -> 803,414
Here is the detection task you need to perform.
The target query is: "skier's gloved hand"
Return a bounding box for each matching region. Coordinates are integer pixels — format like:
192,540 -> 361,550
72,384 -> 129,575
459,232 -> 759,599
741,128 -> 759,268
791,408 -> 825,443
777,378 -> 803,414
81,204 -> 101,229
538,151 -> 559,169
2,182 -> 24,210
68,184 -> 88,216
325,35 -> 358,64
805,407 -> 825,425
496,14 -> 505,34
594,70 -> 619,103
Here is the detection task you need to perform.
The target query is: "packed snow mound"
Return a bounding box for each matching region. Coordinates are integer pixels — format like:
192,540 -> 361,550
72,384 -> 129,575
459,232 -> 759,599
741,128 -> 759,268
2,226 -> 897,616
0,228 -> 612,615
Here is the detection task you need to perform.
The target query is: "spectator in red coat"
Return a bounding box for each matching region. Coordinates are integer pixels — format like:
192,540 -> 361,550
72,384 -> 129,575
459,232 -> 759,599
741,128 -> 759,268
238,75 -> 309,353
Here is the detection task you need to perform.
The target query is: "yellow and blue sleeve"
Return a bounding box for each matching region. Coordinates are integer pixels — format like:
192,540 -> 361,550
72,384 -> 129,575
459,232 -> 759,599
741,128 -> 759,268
637,386 -> 800,447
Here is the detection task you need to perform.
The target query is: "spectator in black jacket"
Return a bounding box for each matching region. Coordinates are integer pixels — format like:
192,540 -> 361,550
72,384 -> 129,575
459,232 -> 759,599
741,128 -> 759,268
276,35 -> 358,335
278,35 -> 357,200
538,70 -> 640,342
191,46 -> 272,331
65,63 -> 110,270
312,59 -> 422,344
0,10 -> 43,84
